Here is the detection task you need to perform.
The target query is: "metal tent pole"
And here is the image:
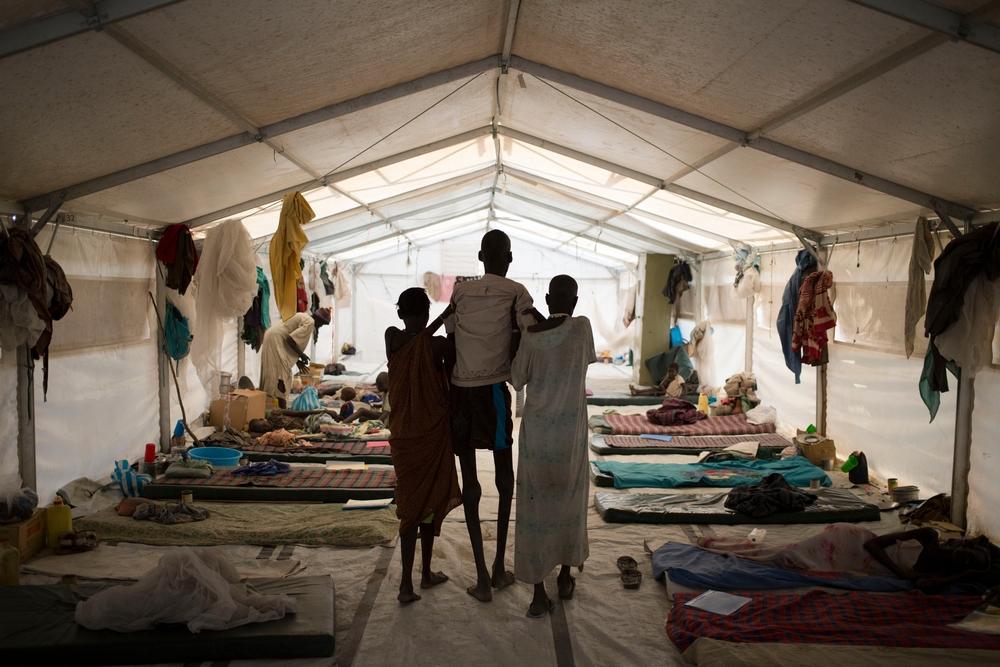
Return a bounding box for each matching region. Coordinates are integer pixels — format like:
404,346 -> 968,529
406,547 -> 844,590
745,296 -> 755,374
155,266 -> 171,452
951,371 -> 975,528
15,344 -> 36,491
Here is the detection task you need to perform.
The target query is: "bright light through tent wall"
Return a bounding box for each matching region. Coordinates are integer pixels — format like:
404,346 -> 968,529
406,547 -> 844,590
634,190 -> 794,245
328,211 -> 491,262
625,211 -> 731,250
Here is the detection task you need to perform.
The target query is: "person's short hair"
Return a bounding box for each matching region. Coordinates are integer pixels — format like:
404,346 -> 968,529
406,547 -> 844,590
375,372 -> 389,391
480,229 -> 511,254
549,274 -> 578,298
340,386 -> 357,401
396,287 -> 430,318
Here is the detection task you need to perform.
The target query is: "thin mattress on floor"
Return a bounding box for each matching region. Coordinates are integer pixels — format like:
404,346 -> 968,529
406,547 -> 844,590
594,487 -> 879,524
590,456 -> 829,489
142,467 -> 395,502
74,501 -> 398,547
683,638 -> 1000,667
667,589 -> 1000,653
242,439 -> 391,463
593,413 -> 777,436
590,433 -> 791,455
0,576 -> 335,664
586,393 -> 665,406
651,541 -> 909,592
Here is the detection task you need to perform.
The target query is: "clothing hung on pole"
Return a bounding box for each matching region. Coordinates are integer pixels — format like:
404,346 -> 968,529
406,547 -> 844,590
664,260 -> 693,304
776,249 -> 817,383
904,217 -> 934,358
155,223 -> 198,295
791,270 -> 835,366
269,192 -> 313,321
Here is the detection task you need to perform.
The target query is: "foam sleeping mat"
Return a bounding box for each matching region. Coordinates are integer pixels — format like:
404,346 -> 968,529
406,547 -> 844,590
593,412 -> 777,436
243,439 -> 391,464
142,467 -> 395,502
590,457 -> 829,489
0,576 -> 335,664
586,393 -> 665,406
590,433 -> 792,455
595,488 -> 880,524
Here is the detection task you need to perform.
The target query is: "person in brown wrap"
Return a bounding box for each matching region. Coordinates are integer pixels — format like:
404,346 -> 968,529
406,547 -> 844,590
385,287 -> 461,604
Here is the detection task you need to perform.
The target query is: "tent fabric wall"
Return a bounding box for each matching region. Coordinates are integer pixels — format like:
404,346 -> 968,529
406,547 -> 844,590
0,352 -> 19,493
30,227 -> 159,502
969,368 -> 1000,540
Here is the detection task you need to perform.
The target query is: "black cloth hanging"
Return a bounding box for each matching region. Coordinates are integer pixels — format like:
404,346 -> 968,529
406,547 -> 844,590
663,261 -> 693,304
154,224 -> 198,294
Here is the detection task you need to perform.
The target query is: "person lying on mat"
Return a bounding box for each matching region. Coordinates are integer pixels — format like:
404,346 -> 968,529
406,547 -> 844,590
385,288 -> 462,604
511,275 -> 597,617
443,229 -> 545,602
259,312 -> 315,408
629,362 -> 684,397
865,527 -> 1000,591
342,373 -> 391,424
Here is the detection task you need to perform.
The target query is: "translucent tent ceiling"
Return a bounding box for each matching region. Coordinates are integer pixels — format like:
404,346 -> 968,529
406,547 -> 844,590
2,0 -> 999,266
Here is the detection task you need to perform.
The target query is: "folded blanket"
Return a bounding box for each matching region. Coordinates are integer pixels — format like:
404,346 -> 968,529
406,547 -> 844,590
164,460 -> 214,479
724,472 -> 816,518
231,459 -> 291,476
646,397 -> 706,426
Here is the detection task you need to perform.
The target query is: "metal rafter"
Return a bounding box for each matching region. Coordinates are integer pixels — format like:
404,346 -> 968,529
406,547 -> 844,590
500,0 -> 522,72
183,127 -> 493,228
330,207 -> 491,256
495,225 -> 621,274
498,127 -> 823,243
847,0 -> 1000,56
508,57 -> 977,220
21,56 -> 499,211
0,0 -> 183,60
493,209 -> 643,258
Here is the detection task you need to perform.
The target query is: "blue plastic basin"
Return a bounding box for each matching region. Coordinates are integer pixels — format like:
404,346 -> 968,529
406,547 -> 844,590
188,446 -> 241,467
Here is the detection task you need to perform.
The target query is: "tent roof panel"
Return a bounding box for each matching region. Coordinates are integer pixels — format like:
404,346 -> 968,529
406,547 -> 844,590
71,142 -> 309,224
276,74 -> 495,179
675,148 -> 924,229
511,0 -> 918,130
635,191 -> 793,244
769,40 -> 1000,207
239,186 -> 358,239
0,30 -> 238,200
0,0 -> 70,30
120,0 -> 504,127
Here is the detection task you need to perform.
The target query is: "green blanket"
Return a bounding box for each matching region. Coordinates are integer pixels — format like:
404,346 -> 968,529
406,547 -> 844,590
76,502 -> 398,547
592,456 -> 830,489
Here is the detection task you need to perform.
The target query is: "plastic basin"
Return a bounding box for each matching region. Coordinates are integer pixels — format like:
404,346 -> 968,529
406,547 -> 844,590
188,446 -> 242,468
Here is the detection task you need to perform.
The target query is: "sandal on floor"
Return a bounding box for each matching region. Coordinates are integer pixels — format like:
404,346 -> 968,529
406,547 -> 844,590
56,530 -> 99,555
558,575 -> 576,600
526,597 -> 555,618
621,569 -> 642,590
617,555 -> 638,573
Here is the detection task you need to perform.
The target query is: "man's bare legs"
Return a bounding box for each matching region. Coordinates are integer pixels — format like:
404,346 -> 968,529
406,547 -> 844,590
399,522 -> 449,604
457,447 -> 515,601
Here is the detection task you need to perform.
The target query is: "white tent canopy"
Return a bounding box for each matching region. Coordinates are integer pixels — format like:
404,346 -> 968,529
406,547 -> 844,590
2,0 -> 1000,537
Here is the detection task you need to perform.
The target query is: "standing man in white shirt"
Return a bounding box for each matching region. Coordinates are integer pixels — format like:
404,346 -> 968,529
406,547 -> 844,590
445,229 -> 543,602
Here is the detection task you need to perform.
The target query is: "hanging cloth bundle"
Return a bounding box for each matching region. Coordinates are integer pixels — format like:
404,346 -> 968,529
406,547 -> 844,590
242,267 -> 271,352
164,302 -> 192,360
319,260 -> 335,296
776,249 -> 817,383
154,224 -> 198,294
663,260 -> 693,304
270,192 -> 313,321
791,270 -> 836,366
903,217 -> 934,359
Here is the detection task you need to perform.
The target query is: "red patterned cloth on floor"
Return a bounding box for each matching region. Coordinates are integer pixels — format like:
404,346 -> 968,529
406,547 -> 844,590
603,433 -> 791,450
668,590 -> 1000,652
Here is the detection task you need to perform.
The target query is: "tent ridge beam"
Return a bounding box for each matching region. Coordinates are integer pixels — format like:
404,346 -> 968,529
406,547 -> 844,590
500,0 -> 522,72
0,0 -> 184,60
332,207 -> 491,256
494,208 -> 643,257
21,56 -> 499,211
846,0 -> 1000,56
508,56 -> 977,220
498,126 -> 822,243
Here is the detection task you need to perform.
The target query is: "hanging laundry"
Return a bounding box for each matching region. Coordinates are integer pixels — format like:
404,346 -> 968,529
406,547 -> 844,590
776,249 -> 817,383
733,246 -> 761,298
935,273 -> 1000,378
792,270 -> 836,366
663,260 -> 693,304
296,279 -> 308,313
242,266 -> 271,352
319,260 -> 335,296
270,192 -> 313,321
904,217 -> 934,358
164,302 -> 192,360
920,221 -> 1000,419
423,271 -> 442,301
0,226 -> 49,350
37,255 -> 73,398
154,223 -> 198,294
190,219 -> 258,394
332,262 -> 352,308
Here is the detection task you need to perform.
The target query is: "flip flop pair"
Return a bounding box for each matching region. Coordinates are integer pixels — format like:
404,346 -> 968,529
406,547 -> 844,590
617,555 -> 642,589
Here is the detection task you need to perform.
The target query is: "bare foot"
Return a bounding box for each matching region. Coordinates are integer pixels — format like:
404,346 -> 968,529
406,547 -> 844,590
491,568 -> 515,590
398,588 -> 422,605
526,596 -> 554,618
467,581 -> 493,602
628,384 -> 638,396
420,571 -> 449,589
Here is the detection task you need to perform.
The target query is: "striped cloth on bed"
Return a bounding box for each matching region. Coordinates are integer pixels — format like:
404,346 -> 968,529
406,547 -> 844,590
243,440 -> 390,456
602,413 -> 777,436
150,467 -> 395,489
603,433 -> 791,450
668,590 -> 1000,652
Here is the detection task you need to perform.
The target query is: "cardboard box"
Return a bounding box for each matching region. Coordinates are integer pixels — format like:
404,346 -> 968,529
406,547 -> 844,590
210,389 -> 266,431
795,430 -> 837,466
0,509 -> 47,561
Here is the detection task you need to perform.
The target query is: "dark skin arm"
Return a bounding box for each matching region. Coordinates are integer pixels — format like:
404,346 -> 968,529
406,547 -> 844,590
863,527 -> 939,580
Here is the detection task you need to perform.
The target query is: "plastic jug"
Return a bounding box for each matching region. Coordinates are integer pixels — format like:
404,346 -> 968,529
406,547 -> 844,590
46,496 -> 72,547
697,393 -> 709,415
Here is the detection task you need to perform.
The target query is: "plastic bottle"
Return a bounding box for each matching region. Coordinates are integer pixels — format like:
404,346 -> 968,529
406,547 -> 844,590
46,496 -> 73,548
697,393 -> 709,415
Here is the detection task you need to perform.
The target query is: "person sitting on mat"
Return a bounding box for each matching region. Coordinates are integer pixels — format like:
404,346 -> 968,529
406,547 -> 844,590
629,362 -> 684,397
342,373 -> 391,424
385,288 -> 462,604
511,275 -> 597,617
444,229 -> 545,602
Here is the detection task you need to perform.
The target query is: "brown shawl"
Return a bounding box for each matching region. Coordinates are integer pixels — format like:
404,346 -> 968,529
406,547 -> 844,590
387,330 -> 461,535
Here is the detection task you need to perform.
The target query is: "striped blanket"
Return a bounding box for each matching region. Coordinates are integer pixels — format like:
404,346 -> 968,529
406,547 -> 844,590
149,467 -> 395,490
603,433 -> 791,450
243,440 -> 390,456
601,413 -> 777,436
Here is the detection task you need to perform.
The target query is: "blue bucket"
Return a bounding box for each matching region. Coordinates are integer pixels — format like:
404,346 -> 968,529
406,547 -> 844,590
188,446 -> 241,468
